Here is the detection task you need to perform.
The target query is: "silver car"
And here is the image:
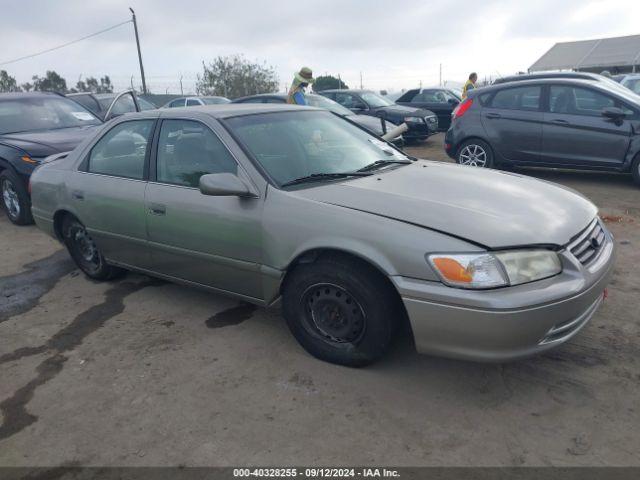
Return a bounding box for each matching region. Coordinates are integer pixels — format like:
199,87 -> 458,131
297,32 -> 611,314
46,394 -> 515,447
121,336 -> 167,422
30,104 -> 616,366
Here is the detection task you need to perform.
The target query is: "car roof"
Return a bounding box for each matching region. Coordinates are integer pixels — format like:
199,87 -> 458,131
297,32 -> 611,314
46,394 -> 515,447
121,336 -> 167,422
493,72 -> 604,84
0,91 -> 65,100
320,89 -> 374,94
148,103 -> 321,119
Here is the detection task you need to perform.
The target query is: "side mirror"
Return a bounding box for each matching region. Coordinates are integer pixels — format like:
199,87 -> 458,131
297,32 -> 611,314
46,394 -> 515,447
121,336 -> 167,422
448,98 -> 460,106
199,173 -> 258,198
601,106 -> 626,121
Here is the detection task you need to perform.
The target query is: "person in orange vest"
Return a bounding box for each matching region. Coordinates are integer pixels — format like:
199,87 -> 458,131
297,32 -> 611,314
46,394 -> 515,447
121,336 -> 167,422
287,67 -> 314,105
462,72 -> 478,99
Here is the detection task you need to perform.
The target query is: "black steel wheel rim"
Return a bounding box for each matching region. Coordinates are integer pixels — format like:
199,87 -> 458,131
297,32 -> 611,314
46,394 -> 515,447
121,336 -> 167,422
301,283 -> 366,344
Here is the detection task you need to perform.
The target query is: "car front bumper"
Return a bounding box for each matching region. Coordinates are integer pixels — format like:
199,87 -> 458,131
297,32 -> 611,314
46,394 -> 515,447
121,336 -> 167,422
392,225 -> 616,362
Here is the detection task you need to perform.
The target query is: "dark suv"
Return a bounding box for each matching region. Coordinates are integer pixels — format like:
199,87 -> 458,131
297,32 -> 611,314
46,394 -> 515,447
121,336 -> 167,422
445,78 -> 640,185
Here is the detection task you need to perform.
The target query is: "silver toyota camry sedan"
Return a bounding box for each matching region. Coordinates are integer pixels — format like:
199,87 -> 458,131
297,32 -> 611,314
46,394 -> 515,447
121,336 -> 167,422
30,104 -> 616,366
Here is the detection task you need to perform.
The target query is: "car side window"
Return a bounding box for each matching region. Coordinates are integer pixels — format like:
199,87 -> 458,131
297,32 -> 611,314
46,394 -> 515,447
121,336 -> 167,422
335,93 -> 365,109
110,95 -> 137,115
414,90 -> 448,103
169,99 -> 184,108
550,86 -> 614,116
397,89 -> 419,103
490,86 -> 541,111
156,119 -> 238,188
186,99 -> 200,106
87,120 -> 153,180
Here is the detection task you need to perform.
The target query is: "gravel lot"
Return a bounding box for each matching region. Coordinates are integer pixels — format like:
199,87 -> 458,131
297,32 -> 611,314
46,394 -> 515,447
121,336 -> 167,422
1,133 -> 639,467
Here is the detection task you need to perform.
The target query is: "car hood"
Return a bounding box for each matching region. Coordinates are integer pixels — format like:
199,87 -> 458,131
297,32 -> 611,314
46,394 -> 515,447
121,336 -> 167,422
0,125 -> 99,157
348,114 -> 395,135
372,104 -> 434,117
292,161 -> 597,249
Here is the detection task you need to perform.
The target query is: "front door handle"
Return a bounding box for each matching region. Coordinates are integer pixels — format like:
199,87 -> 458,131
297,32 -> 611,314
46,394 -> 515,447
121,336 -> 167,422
550,118 -> 569,125
485,112 -> 501,119
71,190 -> 84,200
148,203 -> 166,215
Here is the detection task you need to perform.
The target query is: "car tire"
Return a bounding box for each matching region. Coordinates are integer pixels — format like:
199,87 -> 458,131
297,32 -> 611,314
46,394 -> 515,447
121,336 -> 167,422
456,139 -> 494,168
1,169 -> 34,225
632,154 -> 640,186
282,254 -> 398,367
62,215 -> 125,281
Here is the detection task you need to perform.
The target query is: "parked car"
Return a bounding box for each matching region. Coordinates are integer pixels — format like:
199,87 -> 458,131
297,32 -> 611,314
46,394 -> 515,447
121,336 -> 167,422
67,91 -> 156,121
232,93 -> 403,145
395,88 -> 461,131
0,92 -> 102,224
30,104 -> 614,366
319,89 -> 438,141
445,78 -> 640,185
617,74 -> 640,95
162,96 -> 230,108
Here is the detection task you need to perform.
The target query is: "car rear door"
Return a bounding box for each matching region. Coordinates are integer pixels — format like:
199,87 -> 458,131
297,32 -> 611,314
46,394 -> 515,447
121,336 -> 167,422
72,119 -> 155,268
540,84 -> 633,168
480,85 -> 543,163
145,117 -> 265,300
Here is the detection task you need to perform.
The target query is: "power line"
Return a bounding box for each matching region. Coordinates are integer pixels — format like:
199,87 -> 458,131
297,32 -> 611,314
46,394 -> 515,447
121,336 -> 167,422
0,19 -> 132,67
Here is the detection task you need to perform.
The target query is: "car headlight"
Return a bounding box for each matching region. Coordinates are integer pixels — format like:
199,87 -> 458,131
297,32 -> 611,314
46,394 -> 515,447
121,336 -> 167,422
426,116 -> 438,123
404,116 -> 423,123
427,250 -> 561,289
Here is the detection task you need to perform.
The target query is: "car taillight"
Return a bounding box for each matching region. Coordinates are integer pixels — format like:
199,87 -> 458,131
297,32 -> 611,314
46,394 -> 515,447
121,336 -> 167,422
452,98 -> 473,119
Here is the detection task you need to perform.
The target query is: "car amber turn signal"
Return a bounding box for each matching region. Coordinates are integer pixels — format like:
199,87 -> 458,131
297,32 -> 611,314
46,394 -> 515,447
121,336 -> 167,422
21,155 -> 38,164
431,257 -> 473,283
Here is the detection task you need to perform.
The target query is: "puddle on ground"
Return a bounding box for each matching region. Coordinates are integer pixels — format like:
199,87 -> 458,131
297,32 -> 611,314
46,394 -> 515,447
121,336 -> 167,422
205,303 -> 257,329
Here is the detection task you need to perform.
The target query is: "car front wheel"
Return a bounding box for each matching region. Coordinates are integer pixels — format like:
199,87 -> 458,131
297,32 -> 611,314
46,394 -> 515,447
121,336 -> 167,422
1,169 -> 33,225
282,254 -> 398,367
456,139 -> 494,168
62,216 -> 125,280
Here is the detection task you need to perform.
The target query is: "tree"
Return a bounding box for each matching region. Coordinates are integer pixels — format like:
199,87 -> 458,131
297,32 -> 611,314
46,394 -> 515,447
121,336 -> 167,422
21,82 -> 33,92
74,76 -> 114,94
312,75 -> 348,92
0,70 -> 20,92
32,71 -> 68,93
196,55 -> 279,99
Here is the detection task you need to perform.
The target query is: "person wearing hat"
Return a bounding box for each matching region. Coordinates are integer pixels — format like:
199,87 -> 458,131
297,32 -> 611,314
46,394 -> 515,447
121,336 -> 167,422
287,67 -> 314,105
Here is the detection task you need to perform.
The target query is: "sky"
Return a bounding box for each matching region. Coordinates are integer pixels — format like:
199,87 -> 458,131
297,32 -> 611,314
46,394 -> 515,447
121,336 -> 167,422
0,0 -> 638,94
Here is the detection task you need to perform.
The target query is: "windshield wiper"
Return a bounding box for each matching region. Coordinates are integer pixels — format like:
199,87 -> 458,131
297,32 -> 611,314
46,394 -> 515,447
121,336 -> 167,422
281,172 -> 372,187
356,159 -> 412,172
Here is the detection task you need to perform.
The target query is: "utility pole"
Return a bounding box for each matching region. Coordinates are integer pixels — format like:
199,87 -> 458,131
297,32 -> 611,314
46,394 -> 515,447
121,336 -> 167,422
338,74 -> 342,90
439,63 -> 442,87
180,75 -> 184,95
129,8 -> 147,94
359,71 -> 363,90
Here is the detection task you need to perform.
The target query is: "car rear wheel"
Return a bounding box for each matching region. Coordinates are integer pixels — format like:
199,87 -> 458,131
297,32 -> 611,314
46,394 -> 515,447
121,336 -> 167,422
456,139 -> 494,168
1,169 -> 33,225
632,154 -> 640,186
282,255 -> 398,367
62,216 -> 125,280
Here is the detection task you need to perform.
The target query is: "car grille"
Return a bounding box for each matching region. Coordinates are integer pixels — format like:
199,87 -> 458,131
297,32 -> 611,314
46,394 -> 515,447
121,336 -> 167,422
568,219 -> 606,266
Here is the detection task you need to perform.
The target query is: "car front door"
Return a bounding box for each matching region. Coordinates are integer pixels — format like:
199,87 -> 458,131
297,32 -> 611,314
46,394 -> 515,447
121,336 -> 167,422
72,119 -> 155,268
403,89 -> 458,130
480,85 -> 543,163
145,117 -> 265,300
541,85 -> 633,168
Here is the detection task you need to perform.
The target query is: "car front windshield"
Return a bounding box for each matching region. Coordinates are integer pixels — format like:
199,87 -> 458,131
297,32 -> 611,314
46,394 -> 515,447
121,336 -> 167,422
361,92 -> 394,108
305,95 -> 353,116
0,96 -> 101,134
226,110 -> 409,187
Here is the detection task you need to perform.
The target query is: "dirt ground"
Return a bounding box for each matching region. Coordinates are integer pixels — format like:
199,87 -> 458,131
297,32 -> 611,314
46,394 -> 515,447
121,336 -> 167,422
1,133 -> 639,467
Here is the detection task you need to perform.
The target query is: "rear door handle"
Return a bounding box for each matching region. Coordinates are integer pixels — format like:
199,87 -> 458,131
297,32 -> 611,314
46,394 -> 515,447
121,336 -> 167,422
550,118 -> 569,125
71,190 -> 84,200
148,203 -> 166,216
485,112 -> 501,119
